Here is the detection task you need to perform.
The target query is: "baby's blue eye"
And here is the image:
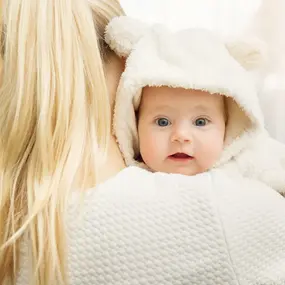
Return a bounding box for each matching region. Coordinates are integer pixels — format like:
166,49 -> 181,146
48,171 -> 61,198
156,118 -> 170,127
194,118 -> 208,127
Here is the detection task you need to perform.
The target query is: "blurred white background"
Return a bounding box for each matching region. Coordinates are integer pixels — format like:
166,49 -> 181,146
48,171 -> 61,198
121,0 -> 261,35
120,0 -> 285,143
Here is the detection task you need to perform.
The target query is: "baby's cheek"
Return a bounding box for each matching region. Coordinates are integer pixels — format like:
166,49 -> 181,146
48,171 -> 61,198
198,137 -> 224,168
209,141 -> 224,165
139,133 -> 162,166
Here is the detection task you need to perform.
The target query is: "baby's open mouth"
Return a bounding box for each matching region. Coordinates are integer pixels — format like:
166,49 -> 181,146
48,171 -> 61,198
169,153 -> 194,160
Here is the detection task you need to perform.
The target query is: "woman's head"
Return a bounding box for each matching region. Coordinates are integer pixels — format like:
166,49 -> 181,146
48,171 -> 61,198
0,1 -> 124,284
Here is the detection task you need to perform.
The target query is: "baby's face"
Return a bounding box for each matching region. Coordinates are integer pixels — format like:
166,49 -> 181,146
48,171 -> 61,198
138,87 -> 226,175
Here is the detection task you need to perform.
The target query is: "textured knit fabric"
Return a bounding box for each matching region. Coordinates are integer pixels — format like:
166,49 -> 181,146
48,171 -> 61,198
17,167 -> 285,285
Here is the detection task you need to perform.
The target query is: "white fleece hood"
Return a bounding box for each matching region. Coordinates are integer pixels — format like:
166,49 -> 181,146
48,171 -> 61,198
105,16 -> 285,193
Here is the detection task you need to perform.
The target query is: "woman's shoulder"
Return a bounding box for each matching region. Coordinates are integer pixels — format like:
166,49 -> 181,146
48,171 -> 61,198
66,168 -> 285,284
70,167 -> 285,207
70,166 -> 212,205
70,166 -> 153,202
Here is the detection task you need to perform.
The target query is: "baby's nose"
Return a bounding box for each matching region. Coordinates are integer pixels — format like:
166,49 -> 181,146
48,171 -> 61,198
171,126 -> 192,143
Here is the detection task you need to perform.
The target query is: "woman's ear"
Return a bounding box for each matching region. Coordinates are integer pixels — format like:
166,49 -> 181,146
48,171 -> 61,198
105,16 -> 149,58
225,37 -> 268,71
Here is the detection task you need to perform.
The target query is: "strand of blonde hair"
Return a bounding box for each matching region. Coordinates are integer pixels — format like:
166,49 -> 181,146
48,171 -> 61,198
0,0 -> 124,284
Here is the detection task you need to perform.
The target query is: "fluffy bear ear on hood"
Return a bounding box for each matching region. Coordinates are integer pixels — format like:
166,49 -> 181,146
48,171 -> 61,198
105,16 -> 150,57
225,37 -> 268,71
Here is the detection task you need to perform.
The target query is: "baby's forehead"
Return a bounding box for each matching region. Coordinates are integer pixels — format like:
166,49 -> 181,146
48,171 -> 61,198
140,86 -> 225,112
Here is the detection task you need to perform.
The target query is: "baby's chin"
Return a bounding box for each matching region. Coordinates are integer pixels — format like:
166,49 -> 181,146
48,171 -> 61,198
168,168 -> 204,176
151,165 -> 207,176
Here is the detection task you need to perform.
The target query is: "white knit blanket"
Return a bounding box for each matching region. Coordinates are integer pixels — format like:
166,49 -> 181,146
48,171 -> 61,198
17,167 -> 285,285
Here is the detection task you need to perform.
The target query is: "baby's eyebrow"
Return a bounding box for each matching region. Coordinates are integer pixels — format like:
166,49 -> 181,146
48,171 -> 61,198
193,105 -> 225,116
153,104 -> 174,110
191,104 -> 211,112
145,105 -> 174,114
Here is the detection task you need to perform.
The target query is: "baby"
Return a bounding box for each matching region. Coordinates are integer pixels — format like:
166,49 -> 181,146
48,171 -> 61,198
137,86 -> 226,175
105,16 -> 285,194
105,17 -> 259,175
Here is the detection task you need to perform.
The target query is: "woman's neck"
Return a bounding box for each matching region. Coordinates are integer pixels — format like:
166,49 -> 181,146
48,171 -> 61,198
96,53 -> 126,184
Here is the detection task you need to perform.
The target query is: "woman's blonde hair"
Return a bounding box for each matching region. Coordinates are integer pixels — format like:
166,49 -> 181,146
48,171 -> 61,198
0,0 -> 124,284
